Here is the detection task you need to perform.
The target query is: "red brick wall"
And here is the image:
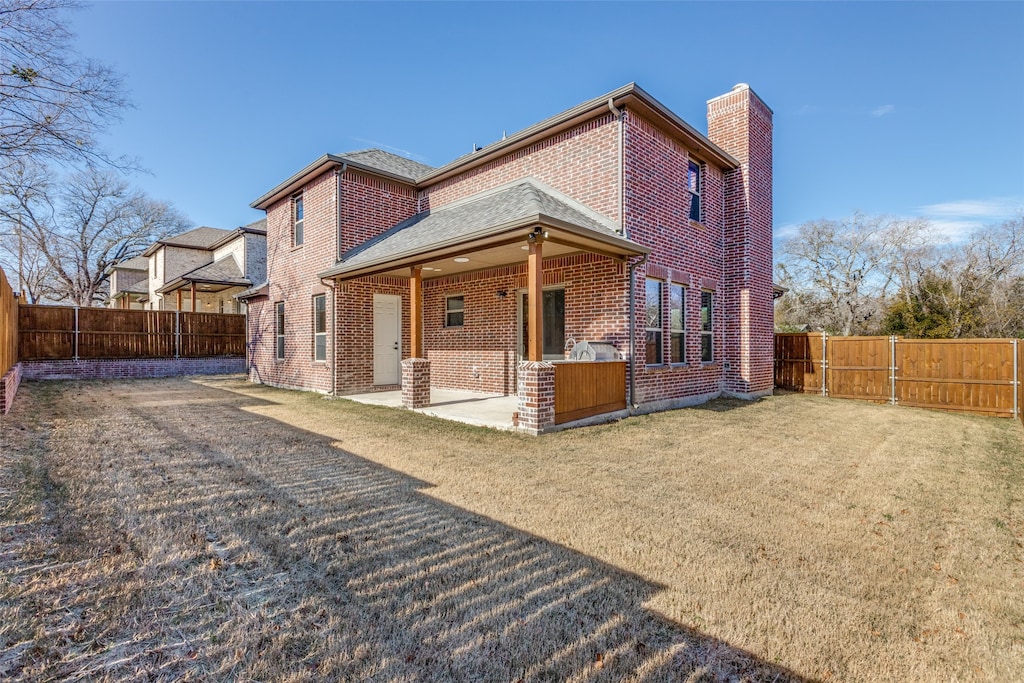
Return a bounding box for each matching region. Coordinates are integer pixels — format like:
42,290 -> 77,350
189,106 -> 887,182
255,167 -> 419,394
421,254 -> 627,395
707,85 -> 774,396
421,114 -> 620,221
334,276 -> 409,393
622,109 -> 731,405
340,171 -> 419,254
0,363 -> 21,413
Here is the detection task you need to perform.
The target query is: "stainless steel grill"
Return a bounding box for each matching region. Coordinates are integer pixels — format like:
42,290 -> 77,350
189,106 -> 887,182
566,341 -> 620,361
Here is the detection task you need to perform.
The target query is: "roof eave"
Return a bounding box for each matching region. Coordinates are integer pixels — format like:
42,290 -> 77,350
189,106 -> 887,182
251,154 -> 420,211
418,83 -> 739,186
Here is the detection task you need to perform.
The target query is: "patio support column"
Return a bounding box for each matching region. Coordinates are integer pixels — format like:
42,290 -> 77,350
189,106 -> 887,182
527,233 -> 544,361
190,283 -> 197,312
176,289 -> 182,311
516,360 -> 555,435
517,229 -> 555,434
410,265 -> 423,359
402,265 -> 430,409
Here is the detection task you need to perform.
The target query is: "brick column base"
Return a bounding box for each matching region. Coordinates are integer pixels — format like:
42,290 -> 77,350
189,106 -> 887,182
401,358 -> 431,409
516,360 -> 555,435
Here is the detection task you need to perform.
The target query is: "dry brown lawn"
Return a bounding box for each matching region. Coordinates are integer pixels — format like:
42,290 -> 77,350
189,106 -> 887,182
0,377 -> 1021,682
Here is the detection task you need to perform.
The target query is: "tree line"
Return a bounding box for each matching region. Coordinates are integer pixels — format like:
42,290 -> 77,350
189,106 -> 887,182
0,0 -> 187,306
774,213 -> 1024,339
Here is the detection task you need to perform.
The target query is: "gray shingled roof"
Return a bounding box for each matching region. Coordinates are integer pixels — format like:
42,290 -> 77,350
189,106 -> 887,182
242,218 -> 267,233
180,256 -> 248,284
339,149 -> 434,182
162,226 -> 233,249
121,280 -> 149,295
156,256 -> 250,293
322,178 -> 640,278
114,255 -> 148,271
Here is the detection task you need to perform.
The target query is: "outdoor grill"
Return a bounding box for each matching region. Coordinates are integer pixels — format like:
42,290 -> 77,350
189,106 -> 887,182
566,341 -> 621,361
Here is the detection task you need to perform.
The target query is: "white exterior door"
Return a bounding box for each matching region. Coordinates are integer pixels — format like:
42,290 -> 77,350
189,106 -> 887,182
373,294 -> 401,385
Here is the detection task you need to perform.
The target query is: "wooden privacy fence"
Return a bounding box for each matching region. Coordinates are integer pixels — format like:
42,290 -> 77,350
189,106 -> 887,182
775,333 -> 1022,420
553,361 -> 627,425
0,267 -> 17,376
19,305 -> 245,360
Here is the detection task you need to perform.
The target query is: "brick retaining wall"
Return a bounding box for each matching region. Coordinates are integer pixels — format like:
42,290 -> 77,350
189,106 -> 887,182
20,357 -> 245,381
0,362 -> 21,414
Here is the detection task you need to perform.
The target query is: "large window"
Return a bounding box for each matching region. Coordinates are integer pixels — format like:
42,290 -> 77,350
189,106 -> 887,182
275,302 -> 285,360
313,294 -> 326,361
445,295 -> 464,327
688,160 -> 702,223
670,283 -> 686,364
701,291 -> 713,363
293,194 -> 304,246
520,289 -> 565,359
645,279 -> 663,365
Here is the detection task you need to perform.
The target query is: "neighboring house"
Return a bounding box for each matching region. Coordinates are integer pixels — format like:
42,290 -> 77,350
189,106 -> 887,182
106,255 -> 149,309
241,83 -> 773,433
143,220 -> 267,312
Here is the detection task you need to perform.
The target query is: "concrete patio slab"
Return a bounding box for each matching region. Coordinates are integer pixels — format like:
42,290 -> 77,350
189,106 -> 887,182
342,388 -> 518,430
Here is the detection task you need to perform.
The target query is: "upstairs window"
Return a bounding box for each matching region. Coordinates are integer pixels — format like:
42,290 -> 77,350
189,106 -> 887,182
313,294 -> 326,361
687,160 -> 702,223
445,295 -> 464,327
293,194 -> 304,246
276,302 -> 285,360
645,279 -> 663,365
701,291 -> 713,363
670,283 -> 686,364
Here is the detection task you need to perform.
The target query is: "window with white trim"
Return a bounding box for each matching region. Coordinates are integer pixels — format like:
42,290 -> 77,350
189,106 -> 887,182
700,291 -> 713,363
275,302 -> 285,360
670,283 -> 686,364
445,295 -> 464,328
688,160 -> 702,223
293,194 -> 304,246
645,279 -> 663,365
313,294 -> 326,361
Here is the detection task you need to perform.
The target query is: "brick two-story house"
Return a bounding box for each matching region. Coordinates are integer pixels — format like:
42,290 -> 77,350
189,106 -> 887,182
143,221 -> 266,313
241,83 -> 773,433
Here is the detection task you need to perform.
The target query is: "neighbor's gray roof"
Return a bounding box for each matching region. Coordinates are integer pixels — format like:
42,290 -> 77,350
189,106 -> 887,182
241,217 -> 267,233
319,178 -> 645,280
156,256 -> 249,293
110,278 -> 148,297
235,281 -> 268,300
144,226 -> 233,256
113,255 -> 148,271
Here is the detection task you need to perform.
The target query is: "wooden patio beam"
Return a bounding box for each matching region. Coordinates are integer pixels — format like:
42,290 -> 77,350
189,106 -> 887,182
410,265 -> 423,358
528,234 -> 544,362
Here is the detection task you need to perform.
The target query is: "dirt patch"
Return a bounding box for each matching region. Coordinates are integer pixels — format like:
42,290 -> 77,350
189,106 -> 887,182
1,376 -> 1022,681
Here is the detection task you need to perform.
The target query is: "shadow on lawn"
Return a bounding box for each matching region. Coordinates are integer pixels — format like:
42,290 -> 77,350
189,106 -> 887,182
12,378 -> 817,682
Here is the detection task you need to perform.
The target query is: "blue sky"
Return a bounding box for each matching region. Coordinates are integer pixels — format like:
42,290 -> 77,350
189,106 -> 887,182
69,1 -> 1023,244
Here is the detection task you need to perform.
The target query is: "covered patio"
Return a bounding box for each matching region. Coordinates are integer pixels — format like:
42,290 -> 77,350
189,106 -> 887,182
320,178 -> 648,433
343,388 -> 520,430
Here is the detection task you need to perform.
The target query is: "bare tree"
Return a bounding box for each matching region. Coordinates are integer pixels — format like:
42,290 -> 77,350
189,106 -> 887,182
776,214 -> 931,335
0,0 -> 131,169
0,162 -> 189,305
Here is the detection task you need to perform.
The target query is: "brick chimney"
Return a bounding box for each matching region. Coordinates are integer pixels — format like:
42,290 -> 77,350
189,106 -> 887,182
707,84 -> 774,397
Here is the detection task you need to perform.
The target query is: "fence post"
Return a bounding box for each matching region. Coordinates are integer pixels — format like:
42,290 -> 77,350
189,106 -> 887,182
821,331 -> 828,397
1014,338 -> 1019,420
175,310 -> 181,359
73,306 -> 79,361
890,336 -> 897,406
